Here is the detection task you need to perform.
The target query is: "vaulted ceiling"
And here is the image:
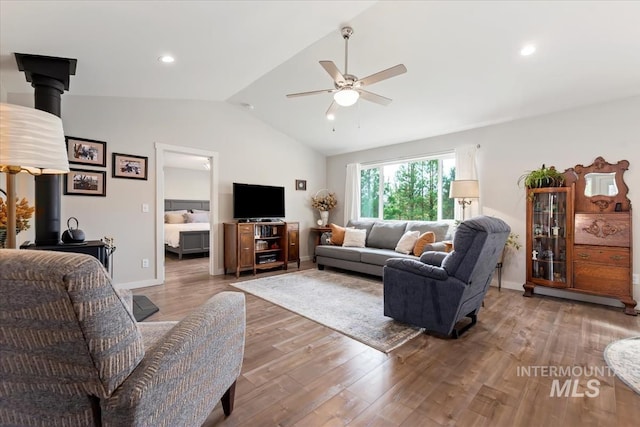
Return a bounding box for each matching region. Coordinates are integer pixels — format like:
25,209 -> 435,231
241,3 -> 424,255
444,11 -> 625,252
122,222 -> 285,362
2,1 -> 639,156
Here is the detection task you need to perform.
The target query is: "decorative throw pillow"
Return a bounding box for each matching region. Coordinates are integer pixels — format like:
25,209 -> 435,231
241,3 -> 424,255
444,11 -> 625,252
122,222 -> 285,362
164,212 -> 186,224
395,230 -> 420,254
184,212 -> 209,223
413,231 -> 436,256
329,223 -> 346,245
342,228 -> 367,248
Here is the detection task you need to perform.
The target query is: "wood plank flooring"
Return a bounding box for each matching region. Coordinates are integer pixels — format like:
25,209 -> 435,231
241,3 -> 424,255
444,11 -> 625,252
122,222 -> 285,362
135,255 -> 640,426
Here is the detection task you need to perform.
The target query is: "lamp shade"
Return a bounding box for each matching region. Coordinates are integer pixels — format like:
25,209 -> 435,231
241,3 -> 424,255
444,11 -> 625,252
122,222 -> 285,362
450,180 -> 479,199
333,88 -> 360,107
0,103 -> 69,174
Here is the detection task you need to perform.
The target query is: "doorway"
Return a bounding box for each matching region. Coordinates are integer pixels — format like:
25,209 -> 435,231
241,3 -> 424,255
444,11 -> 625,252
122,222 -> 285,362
155,143 -> 219,283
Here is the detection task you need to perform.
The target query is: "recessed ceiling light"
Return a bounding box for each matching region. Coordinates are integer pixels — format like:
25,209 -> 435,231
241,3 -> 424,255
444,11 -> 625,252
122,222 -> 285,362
158,55 -> 175,63
520,44 -> 536,56
326,113 -> 335,121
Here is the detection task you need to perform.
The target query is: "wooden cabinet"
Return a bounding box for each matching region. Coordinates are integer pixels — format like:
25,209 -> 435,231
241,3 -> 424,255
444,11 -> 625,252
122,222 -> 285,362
524,157 -> 636,315
524,187 -> 574,294
224,221 -> 299,278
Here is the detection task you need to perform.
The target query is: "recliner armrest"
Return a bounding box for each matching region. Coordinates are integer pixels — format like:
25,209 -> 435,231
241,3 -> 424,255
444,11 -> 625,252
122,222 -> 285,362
385,258 -> 448,280
419,251 -> 448,267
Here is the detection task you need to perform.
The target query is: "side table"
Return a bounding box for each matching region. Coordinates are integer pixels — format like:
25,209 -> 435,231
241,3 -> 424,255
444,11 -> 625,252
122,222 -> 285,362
310,226 -> 331,262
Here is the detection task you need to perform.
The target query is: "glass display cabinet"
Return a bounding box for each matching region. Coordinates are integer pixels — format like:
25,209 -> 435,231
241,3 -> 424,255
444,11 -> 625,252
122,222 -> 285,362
523,186 -> 574,295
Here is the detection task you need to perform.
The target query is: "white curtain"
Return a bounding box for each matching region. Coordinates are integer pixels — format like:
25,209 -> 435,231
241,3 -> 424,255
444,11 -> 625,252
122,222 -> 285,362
454,145 -> 479,220
344,163 -> 361,224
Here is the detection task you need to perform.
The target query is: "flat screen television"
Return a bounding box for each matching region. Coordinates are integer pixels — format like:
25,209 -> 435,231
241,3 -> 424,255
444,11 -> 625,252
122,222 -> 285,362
233,183 -> 285,220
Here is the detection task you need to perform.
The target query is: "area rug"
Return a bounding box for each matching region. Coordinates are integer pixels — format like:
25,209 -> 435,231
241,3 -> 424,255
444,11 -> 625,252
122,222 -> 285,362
132,295 -> 159,322
231,269 -> 423,353
604,336 -> 640,395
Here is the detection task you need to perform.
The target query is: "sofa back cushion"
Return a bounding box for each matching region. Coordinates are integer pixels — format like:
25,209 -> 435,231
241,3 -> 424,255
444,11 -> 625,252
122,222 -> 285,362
367,221 -> 407,249
405,221 -> 452,242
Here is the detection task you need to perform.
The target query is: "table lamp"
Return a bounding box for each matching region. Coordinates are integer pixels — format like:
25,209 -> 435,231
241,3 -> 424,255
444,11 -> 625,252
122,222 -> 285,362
450,180 -> 479,220
0,103 -> 69,248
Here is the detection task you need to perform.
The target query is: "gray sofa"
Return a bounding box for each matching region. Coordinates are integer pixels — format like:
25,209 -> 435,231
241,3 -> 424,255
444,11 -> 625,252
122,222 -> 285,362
316,219 -> 454,277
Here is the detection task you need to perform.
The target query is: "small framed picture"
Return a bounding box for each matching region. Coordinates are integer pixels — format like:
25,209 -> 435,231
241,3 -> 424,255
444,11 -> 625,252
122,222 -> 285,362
64,169 -> 106,197
296,179 -> 307,191
66,136 -> 107,167
112,153 -> 148,180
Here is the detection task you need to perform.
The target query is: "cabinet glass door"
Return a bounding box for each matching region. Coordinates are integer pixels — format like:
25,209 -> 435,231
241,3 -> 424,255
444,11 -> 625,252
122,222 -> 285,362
528,188 -> 571,287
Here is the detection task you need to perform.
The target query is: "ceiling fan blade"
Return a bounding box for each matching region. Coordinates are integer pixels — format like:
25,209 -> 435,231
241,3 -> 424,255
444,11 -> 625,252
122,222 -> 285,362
319,60 -> 345,84
359,64 -> 407,87
358,89 -> 393,106
286,88 -> 335,98
325,101 -> 338,118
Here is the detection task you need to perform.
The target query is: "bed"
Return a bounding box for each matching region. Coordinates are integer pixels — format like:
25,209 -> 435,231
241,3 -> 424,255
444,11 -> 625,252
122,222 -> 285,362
164,199 -> 211,259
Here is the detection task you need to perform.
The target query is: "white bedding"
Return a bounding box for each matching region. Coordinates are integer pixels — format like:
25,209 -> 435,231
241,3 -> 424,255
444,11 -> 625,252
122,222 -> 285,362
164,223 -> 210,248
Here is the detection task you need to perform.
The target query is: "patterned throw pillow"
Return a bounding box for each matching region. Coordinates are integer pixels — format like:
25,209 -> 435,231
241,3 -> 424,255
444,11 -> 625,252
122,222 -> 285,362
413,231 -> 436,256
328,223 -> 346,245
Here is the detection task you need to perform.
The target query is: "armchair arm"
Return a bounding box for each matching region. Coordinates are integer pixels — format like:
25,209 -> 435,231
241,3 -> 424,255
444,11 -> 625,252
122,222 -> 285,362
385,258 -> 448,281
102,291 -> 246,427
419,251 -> 448,267
422,242 -> 447,253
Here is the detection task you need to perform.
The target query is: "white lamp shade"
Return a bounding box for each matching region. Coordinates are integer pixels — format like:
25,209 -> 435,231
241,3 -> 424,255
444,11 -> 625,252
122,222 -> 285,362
0,103 -> 69,174
333,88 -> 360,107
450,180 -> 479,199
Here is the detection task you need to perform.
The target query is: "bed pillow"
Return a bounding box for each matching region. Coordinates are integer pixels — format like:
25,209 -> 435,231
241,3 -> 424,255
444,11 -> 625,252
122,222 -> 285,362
342,228 -> 367,248
184,212 -> 209,223
395,230 -> 420,254
328,223 -> 346,245
413,231 -> 437,256
165,212 -> 187,224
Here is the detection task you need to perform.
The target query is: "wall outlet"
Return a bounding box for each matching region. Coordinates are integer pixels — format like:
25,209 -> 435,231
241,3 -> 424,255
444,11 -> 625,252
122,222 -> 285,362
142,258 -> 149,268
633,274 -> 639,285
141,203 -> 149,213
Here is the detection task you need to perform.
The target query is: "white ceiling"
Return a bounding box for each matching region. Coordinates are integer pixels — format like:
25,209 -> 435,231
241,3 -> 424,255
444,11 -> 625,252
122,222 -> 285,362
2,1 -> 639,156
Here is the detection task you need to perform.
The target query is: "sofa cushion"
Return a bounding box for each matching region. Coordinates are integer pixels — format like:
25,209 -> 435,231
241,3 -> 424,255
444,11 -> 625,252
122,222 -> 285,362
367,221 -> 407,249
395,230 -> 420,254
413,231 -> 436,256
360,248 -> 417,266
343,228 -> 367,247
405,221 -> 451,242
329,223 -> 346,245
315,245 -> 363,262
346,219 -> 376,244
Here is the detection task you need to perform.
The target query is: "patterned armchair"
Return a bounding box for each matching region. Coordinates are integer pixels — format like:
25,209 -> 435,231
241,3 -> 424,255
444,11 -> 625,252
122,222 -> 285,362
383,216 -> 510,338
0,249 -> 245,426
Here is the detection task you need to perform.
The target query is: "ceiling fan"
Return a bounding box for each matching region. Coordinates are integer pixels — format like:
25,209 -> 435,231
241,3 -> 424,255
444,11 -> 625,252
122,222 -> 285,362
286,26 -> 407,119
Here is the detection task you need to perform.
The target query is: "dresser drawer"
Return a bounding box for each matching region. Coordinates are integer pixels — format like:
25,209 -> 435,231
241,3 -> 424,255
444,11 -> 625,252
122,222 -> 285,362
238,224 -> 254,233
573,264 -> 630,297
573,245 -> 630,267
574,213 -> 630,247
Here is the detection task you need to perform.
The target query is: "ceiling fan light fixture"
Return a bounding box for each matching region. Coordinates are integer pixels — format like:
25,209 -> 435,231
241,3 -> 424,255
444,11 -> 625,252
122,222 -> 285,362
326,113 -> 335,121
333,88 -> 359,107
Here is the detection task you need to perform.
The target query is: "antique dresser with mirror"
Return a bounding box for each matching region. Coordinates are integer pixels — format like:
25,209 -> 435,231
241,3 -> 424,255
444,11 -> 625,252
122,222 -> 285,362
524,156 -> 636,315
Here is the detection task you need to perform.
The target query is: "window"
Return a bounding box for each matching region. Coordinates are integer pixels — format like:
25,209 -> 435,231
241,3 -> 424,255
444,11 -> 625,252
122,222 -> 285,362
360,155 -> 455,220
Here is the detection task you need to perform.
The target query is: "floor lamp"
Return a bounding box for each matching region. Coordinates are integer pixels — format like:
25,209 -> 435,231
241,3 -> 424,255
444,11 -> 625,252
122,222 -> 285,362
450,180 -> 479,221
0,103 -> 69,249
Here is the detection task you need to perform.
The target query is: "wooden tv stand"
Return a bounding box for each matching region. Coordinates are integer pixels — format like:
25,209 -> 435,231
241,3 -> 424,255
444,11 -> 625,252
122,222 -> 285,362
224,221 -> 299,278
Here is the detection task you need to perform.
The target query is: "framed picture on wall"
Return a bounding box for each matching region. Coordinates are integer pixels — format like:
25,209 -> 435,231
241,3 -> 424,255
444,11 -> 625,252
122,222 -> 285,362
112,153 -> 148,180
295,179 -> 307,191
65,136 -> 107,167
64,169 -> 106,196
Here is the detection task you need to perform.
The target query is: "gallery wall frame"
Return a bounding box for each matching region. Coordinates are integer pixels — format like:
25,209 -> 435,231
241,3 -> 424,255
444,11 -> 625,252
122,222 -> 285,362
296,179 -> 307,191
65,136 -> 107,167
112,152 -> 148,180
64,168 -> 107,197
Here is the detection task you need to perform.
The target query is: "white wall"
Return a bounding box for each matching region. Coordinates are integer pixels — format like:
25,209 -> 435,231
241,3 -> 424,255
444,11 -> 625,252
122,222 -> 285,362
6,94 -> 326,286
164,167 -> 209,200
326,96 -> 640,304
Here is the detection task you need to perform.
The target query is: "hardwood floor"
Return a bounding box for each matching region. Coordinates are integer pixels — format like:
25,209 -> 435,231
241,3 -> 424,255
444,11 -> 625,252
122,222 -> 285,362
135,256 -> 640,426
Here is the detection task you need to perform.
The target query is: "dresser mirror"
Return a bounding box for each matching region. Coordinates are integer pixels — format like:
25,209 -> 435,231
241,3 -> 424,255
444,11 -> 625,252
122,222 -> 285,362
584,172 -> 617,197
566,156 -> 630,213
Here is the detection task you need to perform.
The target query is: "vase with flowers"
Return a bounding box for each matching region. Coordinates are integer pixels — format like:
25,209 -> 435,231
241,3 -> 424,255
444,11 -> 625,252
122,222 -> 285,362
311,190 -> 337,226
0,189 -> 35,248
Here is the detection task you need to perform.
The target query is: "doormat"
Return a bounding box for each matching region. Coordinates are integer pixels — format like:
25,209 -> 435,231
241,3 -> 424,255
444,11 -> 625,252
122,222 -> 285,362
133,295 -> 159,322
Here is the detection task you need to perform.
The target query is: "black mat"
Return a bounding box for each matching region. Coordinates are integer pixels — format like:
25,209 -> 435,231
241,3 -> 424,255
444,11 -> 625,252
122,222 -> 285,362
132,295 -> 159,322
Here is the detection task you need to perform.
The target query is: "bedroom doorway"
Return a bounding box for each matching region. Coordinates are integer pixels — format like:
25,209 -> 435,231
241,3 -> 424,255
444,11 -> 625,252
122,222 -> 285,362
155,143 -> 219,283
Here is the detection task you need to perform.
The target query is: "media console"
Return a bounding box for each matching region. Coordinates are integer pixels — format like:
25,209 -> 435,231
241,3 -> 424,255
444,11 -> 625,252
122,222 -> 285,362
223,221 -> 299,278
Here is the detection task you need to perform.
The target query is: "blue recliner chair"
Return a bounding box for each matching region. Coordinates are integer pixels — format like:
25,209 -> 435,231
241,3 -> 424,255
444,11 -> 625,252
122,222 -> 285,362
383,216 -> 510,338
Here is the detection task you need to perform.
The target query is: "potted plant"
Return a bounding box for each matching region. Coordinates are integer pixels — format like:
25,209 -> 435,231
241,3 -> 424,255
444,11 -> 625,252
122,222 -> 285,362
518,164 -> 565,188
